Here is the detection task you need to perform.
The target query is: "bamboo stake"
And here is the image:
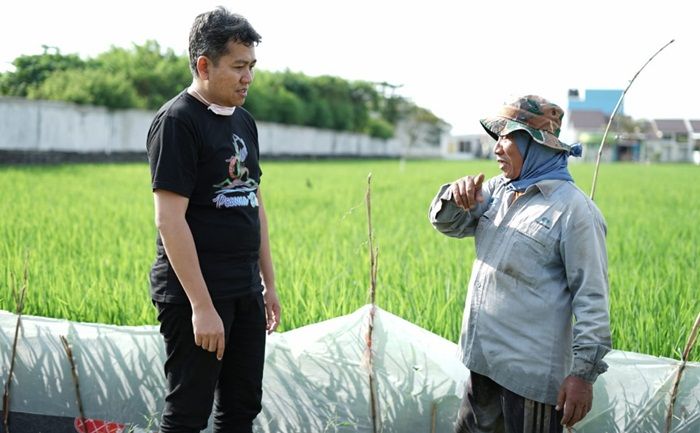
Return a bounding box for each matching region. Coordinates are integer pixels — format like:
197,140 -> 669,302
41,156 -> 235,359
60,335 -> 87,433
366,173 -> 378,306
665,312 -> 700,433
590,39 -> 674,201
2,255 -> 29,433
365,173 -> 380,433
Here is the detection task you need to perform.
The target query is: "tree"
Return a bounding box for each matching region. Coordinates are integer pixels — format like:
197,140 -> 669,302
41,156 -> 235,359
367,117 -> 394,139
29,68 -> 140,109
92,40 -> 191,109
1,44 -> 446,138
0,46 -> 85,97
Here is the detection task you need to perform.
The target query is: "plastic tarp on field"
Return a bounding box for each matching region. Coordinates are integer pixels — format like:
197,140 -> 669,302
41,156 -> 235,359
1,305 -> 698,433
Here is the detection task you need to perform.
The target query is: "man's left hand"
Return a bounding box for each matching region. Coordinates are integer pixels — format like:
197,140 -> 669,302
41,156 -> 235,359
263,288 -> 281,335
556,375 -> 592,428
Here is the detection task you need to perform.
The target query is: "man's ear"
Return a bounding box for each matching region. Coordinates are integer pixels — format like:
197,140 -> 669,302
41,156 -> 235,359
195,56 -> 210,80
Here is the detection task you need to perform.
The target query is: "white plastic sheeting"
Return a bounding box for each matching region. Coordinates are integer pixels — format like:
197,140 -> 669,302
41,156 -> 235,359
575,350 -> 699,432
1,305 -> 698,432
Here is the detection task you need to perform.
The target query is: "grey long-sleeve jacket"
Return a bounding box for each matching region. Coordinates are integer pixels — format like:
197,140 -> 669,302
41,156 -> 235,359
429,176 -> 611,405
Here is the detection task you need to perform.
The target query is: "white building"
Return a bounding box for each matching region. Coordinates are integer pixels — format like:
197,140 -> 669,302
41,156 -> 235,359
442,134 -> 491,160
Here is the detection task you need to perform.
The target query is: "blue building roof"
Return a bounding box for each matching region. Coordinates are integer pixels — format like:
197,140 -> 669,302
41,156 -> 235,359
568,89 -> 624,116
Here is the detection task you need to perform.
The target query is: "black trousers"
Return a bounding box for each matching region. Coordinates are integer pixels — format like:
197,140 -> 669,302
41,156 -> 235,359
455,371 -> 563,433
155,291 -> 267,433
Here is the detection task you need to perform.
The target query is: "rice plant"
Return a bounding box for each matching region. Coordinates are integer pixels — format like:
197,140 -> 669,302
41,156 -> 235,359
1,160 -> 698,361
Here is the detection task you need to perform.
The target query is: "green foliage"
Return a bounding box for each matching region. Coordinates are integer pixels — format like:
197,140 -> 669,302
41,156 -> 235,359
245,69 -> 395,136
313,75 -> 359,131
92,40 -> 191,109
308,98 -> 334,129
1,161 -> 698,362
269,86 -> 306,124
1,43 -> 444,138
244,72 -> 305,124
0,46 -> 85,97
0,42 -> 189,110
28,68 -> 141,109
380,95 -> 405,125
367,117 -> 395,139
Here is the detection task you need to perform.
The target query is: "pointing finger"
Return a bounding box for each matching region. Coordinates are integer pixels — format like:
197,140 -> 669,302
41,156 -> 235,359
454,182 -> 466,209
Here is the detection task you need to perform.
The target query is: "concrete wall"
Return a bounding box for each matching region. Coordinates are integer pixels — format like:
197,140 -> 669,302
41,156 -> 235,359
0,97 -> 442,159
0,98 -> 152,153
256,121 -> 403,157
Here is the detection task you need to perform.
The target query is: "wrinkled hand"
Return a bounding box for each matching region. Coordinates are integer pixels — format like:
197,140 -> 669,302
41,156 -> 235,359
450,173 -> 484,210
192,305 -> 226,361
264,288 -> 281,335
556,375 -> 593,428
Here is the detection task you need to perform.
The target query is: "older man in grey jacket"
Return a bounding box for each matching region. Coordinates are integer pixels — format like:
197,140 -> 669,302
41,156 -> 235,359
429,95 -> 611,433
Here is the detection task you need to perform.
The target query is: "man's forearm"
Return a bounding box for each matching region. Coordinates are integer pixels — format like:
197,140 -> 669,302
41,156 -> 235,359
428,183 -> 488,238
158,217 -> 214,309
565,207 -> 611,382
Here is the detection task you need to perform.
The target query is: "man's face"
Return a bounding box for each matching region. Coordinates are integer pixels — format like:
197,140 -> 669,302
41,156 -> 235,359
203,41 -> 256,107
494,133 -> 523,179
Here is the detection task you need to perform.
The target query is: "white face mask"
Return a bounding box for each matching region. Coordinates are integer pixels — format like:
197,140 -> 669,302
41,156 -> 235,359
190,88 -> 236,116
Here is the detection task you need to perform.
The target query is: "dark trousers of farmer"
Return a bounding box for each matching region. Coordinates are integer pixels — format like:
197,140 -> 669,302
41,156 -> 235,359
455,371 -> 563,433
155,291 -> 267,433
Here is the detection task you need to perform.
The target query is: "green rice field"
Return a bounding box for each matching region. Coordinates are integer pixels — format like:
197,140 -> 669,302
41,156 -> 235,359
1,160 -> 698,361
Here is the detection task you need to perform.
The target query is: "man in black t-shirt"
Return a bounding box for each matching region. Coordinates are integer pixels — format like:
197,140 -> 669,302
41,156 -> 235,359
146,7 -> 280,433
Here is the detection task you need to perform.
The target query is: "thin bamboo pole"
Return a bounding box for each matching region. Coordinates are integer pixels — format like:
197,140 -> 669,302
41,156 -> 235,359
365,173 -> 380,433
367,173 -> 378,306
2,256 -> 29,433
665,312 -> 700,433
590,39 -> 674,201
60,336 -> 87,433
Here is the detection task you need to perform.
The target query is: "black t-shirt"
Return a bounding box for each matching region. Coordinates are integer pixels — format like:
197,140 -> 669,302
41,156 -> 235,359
146,90 -> 263,303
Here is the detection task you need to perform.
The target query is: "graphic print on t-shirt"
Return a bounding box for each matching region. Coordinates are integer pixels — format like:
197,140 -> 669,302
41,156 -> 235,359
212,133 -> 259,209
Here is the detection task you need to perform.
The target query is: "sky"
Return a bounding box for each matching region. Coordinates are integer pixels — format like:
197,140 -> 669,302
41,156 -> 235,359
1,0 -> 697,135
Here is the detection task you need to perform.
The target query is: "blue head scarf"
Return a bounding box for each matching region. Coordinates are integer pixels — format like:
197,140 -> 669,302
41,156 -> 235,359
507,130 -> 582,192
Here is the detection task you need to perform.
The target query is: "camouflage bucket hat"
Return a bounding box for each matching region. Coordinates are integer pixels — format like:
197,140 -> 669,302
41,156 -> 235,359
480,95 -> 571,152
